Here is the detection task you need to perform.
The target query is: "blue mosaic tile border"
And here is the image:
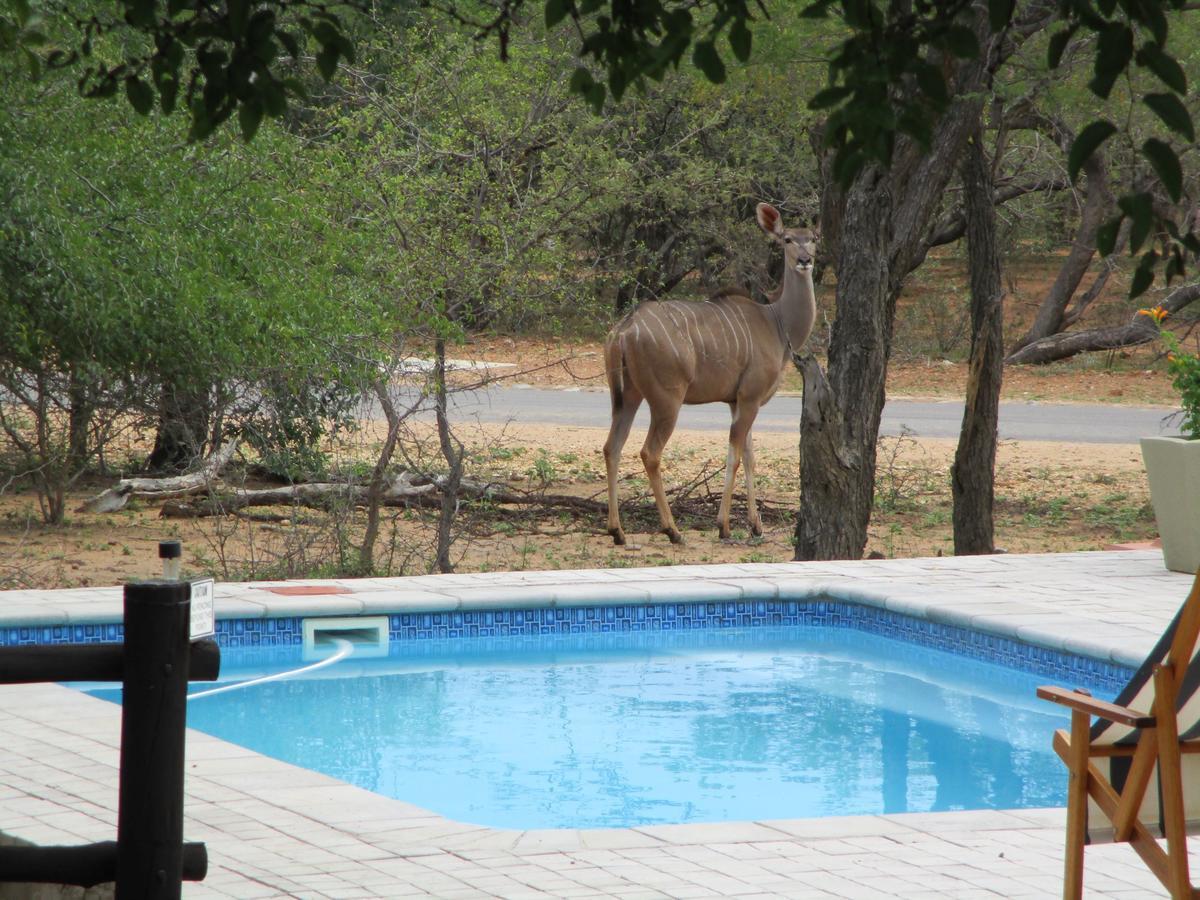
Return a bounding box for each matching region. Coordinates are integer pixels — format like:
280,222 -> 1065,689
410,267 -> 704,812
0,597 -> 1134,693
0,617 -> 305,649
385,600 -> 1133,692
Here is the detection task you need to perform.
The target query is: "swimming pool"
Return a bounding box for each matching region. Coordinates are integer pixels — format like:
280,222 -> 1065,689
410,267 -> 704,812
85,624 -> 1110,830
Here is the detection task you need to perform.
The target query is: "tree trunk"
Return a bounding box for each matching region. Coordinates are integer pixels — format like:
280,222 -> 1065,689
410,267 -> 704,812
952,127 -> 1004,555
795,8 -> 1004,561
358,380 -> 405,574
148,383 -> 211,473
433,339 -> 463,574
1007,112 -> 1114,355
67,367 -> 92,474
794,167 -> 893,559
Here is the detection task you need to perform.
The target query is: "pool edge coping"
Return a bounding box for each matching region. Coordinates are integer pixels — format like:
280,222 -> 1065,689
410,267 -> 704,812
1,550 -> 1171,671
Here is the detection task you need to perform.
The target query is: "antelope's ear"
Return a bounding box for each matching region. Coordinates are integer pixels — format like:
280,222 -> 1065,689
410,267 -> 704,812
756,202 -> 783,237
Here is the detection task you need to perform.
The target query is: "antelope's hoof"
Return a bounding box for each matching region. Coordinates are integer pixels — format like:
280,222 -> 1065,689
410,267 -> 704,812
664,528 -> 685,545
608,528 -> 626,546
750,523 -> 763,538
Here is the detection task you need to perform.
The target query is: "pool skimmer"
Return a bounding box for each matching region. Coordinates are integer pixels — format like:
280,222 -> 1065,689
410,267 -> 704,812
303,616 -> 388,660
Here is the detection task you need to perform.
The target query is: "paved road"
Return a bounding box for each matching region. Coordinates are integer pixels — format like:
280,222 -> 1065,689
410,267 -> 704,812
403,385 -> 1180,444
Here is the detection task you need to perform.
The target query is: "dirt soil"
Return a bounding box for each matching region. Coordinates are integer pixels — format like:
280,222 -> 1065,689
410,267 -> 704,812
0,337 -> 1172,590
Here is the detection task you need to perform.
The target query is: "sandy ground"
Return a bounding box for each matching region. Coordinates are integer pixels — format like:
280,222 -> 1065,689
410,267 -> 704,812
0,413 -> 1157,590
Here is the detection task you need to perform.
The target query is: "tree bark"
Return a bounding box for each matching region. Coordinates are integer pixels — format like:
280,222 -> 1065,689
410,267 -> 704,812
433,338 -> 462,574
1006,281 -> 1200,364
358,379 -> 407,574
1007,111 -> 1115,355
797,107 -> 987,559
78,440 -> 240,512
147,383 -> 212,473
794,167 -> 893,560
952,126 -> 1004,555
795,8 -> 1004,560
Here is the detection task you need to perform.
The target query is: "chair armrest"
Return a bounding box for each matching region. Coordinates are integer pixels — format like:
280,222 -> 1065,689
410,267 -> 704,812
1036,685 -> 1156,728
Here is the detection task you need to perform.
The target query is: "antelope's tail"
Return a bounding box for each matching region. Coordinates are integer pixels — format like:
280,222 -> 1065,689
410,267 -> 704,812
604,330 -> 625,415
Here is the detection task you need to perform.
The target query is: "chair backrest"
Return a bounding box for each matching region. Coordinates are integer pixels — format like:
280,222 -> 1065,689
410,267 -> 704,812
1093,574 -> 1200,747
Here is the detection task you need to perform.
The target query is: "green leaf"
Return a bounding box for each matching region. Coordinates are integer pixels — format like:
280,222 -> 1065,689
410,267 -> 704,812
545,0 -> 571,28
1139,1 -> 1168,46
125,76 -> 153,115
1166,247 -> 1185,283
1047,25 -> 1076,68
692,41 -> 725,84
259,78 -> 286,117
987,0 -> 1014,31
238,99 -> 262,141
1137,44 -> 1187,94
158,76 -> 177,114
278,30 -> 300,59
831,145 -> 865,188
186,99 -> 213,141
1067,120 -> 1117,182
1144,93 -> 1195,141
941,25 -> 980,58
1130,253 -> 1157,299
584,82 -> 605,113
1143,138 -> 1183,201
808,85 -> 852,111
913,60 -> 948,106
1088,23 -> 1133,99
228,0 -> 248,37
1118,192 -> 1154,253
1096,215 -> 1122,256
568,66 -> 594,95
316,45 -> 338,81
729,19 -> 751,63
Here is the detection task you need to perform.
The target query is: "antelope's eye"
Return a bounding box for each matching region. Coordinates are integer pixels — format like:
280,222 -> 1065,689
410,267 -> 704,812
783,236 -> 793,244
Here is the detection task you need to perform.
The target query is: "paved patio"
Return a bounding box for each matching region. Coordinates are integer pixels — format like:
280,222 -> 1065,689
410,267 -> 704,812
0,549 -> 1195,898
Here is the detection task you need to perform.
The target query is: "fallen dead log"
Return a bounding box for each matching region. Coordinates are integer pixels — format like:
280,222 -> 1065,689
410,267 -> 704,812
78,440 -> 240,513
159,476 -> 608,518
1005,281 -> 1200,365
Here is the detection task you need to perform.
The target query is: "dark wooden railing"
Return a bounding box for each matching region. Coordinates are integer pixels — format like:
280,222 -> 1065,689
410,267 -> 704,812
0,579 -> 220,898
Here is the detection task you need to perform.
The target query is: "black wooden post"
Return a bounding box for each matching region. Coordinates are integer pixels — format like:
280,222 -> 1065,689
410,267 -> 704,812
116,580 -> 196,898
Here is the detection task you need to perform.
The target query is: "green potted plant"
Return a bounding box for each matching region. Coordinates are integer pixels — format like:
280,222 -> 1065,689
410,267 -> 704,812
1139,304 -> 1200,573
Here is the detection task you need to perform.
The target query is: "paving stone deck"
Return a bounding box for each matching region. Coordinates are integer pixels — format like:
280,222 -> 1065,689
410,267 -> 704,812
0,550 -> 1195,898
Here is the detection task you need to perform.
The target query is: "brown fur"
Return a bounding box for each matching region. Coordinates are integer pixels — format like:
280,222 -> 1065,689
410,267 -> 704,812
603,204 -> 820,545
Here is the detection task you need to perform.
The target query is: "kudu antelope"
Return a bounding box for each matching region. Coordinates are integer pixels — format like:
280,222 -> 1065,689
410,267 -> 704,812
604,203 -> 819,545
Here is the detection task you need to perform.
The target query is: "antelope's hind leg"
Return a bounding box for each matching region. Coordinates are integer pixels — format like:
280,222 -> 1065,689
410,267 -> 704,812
640,401 -> 684,545
603,387 -> 642,545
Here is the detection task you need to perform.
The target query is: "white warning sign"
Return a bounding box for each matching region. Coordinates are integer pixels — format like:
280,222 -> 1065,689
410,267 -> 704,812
190,578 -> 215,640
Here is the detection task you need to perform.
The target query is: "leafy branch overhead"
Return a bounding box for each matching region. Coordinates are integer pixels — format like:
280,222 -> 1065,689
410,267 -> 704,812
3,0 -> 1195,294
1051,0 -> 1196,296
2,0 -> 355,141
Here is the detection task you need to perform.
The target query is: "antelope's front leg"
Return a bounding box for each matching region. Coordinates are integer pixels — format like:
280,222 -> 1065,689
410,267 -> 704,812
719,403 -> 758,540
744,431 -> 762,537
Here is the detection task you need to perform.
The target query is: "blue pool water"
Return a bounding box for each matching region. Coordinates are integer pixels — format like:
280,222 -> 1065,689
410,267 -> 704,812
84,626 -> 1105,829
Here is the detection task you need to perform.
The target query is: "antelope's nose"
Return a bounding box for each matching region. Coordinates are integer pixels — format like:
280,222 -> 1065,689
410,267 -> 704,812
796,256 -> 813,272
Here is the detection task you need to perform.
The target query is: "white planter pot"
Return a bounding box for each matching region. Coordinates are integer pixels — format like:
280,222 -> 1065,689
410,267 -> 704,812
1141,435 -> 1200,573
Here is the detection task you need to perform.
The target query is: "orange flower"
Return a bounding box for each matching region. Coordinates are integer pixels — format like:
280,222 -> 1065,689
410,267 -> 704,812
1138,305 -> 1169,323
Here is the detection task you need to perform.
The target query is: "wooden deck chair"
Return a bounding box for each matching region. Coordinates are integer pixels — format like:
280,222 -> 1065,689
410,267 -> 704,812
1038,573 -> 1200,899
